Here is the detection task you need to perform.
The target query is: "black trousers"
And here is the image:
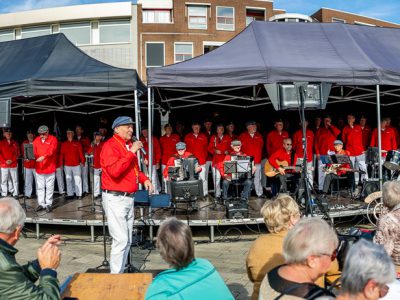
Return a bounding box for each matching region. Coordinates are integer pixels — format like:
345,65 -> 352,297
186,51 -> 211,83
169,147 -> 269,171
277,173 -> 299,193
323,173 -> 353,194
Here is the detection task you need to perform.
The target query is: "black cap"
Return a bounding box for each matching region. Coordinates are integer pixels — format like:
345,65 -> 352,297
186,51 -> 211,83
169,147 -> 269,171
246,120 -> 256,126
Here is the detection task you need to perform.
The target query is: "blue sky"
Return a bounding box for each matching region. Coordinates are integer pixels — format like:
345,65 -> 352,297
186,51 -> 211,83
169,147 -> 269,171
0,0 -> 400,24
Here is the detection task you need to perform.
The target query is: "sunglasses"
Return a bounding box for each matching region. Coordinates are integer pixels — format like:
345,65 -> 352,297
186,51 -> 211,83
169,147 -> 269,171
320,249 -> 338,261
285,143 -> 292,146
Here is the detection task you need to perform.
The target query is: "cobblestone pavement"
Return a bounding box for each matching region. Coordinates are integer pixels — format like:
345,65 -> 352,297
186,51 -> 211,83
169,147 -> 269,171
16,225 -> 261,299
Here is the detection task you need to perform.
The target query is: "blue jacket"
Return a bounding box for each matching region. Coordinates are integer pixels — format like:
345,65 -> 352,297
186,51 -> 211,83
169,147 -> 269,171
145,258 -> 234,299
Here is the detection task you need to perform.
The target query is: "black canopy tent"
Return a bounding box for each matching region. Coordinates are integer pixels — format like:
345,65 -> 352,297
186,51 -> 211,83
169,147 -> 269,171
0,33 -> 147,120
147,21 -> 400,187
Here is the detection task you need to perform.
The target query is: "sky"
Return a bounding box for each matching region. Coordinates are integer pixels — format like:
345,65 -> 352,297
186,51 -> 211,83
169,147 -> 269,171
0,0 -> 399,24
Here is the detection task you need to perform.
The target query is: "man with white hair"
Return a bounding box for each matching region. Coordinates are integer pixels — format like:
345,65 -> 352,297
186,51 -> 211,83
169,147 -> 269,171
0,197 -> 62,299
336,239 -> 395,300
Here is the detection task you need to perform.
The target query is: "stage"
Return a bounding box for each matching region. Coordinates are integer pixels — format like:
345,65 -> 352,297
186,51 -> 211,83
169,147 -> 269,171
21,193 -> 370,242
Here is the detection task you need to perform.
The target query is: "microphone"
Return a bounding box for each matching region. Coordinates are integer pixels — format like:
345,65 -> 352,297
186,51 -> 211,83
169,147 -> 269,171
132,136 -> 147,155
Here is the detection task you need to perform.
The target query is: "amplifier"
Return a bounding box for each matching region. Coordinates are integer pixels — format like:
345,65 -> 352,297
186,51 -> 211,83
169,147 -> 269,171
226,201 -> 248,219
361,179 -> 380,197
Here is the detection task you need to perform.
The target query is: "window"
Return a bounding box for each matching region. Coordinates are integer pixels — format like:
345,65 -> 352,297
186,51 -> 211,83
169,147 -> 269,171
203,41 -> 224,54
0,30 -> 14,42
216,7 -> 234,31
188,5 -> 207,29
99,20 -> 130,44
146,42 -> 164,67
246,8 -> 265,26
143,9 -> 172,23
332,18 -> 346,23
60,22 -> 91,45
21,26 -> 51,39
354,21 -> 375,26
174,43 -> 193,63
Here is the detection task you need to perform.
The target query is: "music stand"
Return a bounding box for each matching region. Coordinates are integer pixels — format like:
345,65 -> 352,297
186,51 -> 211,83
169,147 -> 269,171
78,155 -> 102,215
320,155 -> 333,165
223,160 -> 251,201
331,154 -> 351,165
21,145 -> 36,213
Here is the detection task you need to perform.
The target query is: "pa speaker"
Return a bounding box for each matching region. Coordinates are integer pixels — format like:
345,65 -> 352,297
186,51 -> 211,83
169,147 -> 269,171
0,98 -> 11,128
264,83 -> 331,111
362,179 -> 380,197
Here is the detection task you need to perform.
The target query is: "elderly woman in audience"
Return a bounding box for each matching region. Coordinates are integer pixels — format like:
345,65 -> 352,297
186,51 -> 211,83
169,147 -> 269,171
246,194 -> 301,300
145,217 -> 234,300
259,218 -> 338,300
374,181 -> 400,273
336,239 -> 396,300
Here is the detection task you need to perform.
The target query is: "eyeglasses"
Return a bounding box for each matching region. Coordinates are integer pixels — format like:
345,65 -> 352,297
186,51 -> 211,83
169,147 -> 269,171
319,249 -> 338,261
378,283 -> 390,298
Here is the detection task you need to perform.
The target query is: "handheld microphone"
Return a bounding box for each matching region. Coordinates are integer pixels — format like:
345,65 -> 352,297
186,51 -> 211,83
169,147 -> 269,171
132,136 -> 147,155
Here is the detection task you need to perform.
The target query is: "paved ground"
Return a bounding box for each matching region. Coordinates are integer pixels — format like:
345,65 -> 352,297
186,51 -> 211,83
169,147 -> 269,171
16,225 -> 260,299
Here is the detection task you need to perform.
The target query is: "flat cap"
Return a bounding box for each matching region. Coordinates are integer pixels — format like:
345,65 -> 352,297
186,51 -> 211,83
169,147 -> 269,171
231,140 -> 241,147
112,116 -> 134,130
3,128 -> 12,133
93,131 -> 102,136
333,140 -> 343,145
246,120 -> 256,126
38,125 -> 49,134
176,142 -> 186,150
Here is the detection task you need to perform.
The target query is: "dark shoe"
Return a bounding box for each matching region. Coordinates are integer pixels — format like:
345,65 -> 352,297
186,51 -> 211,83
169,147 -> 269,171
45,206 -> 53,213
66,196 -> 75,200
258,194 -> 267,199
13,195 -> 19,200
25,195 -> 32,199
35,205 -> 44,212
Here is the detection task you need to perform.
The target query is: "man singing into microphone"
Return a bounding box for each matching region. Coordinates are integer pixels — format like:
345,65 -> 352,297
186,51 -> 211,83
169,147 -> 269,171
100,116 -> 153,274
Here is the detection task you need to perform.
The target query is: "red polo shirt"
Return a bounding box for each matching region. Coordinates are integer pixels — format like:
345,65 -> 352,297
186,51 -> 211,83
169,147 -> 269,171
60,140 -> 85,167
342,124 -> 364,156
239,132 -> 264,164
269,148 -> 299,172
266,130 -> 289,157
88,141 -> 104,169
100,134 -> 149,193
370,127 -> 397,152
140,136 -> 161,165
0,139 -> 19,168
21,140 -> 35,169
33,134 -> 58,174
292,129 -> 314,162
160,133 -> 180,165
184,132 -> 209,165
315,125 -> 341,155
207,134 -> 232,166
77,135 -> 91,153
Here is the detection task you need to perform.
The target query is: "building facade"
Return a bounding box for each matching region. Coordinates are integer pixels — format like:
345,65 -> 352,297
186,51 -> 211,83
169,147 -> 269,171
0,2 -> 139,69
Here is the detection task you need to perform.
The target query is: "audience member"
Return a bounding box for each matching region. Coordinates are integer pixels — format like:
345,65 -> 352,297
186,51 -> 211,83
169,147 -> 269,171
145,217 -> 234,300
336,239 -> 395,300
246,194 -> 300,300
0,197 -> 62,299
374,181 -> 400,272
259,218 -> 338,300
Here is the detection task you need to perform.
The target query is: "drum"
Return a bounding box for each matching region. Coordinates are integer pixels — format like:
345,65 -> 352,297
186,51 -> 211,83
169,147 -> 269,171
384,150 -> 400,171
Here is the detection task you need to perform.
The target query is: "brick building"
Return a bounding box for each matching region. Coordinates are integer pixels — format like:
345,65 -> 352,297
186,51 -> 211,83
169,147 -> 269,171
137,0 -> 285,81
311,8 -> 400,28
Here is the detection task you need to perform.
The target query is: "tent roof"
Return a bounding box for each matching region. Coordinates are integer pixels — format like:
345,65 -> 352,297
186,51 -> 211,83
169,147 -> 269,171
147,21 -> 400,87
0,33 -> 146,98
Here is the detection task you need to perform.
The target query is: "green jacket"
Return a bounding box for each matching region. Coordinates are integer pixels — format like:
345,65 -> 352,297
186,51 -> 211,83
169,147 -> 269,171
0,238 -> 60,300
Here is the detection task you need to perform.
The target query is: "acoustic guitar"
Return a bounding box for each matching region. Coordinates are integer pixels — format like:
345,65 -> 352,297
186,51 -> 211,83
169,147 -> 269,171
264,160 -> 298,177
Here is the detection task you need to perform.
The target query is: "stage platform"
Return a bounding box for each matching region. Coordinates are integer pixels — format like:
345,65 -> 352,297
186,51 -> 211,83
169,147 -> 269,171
20,193 -> 370,242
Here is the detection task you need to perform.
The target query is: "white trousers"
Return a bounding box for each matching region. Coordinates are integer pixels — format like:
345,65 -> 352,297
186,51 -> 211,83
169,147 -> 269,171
102,192 -> 134,274
24,168 -> 37,198
81,163 -> 89,193
212,167 -> 222,197
1,168 -> 18,197
307,161 -> 313,187
36,173 -> 55,207
204,161 -> 212,195
253,163 -> 263,197
350,154 -> 368,185
64,165 -> 82,197
55,167 -> 65,194
199,164 -> 207,197
318,159 -> 326,191
94,168 -> 101,197
149,165 -> 160,194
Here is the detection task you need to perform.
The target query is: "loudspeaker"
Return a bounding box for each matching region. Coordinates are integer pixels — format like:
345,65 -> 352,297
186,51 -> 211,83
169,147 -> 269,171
226,201 -> 248,219
0,98 -> 11,128
361,179 -> 380,197
264,83 -> 331,111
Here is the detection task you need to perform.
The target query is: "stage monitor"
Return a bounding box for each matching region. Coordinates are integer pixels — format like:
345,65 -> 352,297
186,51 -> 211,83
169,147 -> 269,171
264,83 -> 331,111
0,98 -> 11,128
169,180 -> 203,200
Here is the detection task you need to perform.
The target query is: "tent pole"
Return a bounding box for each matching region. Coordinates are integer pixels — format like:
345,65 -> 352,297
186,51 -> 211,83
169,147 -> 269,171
134,90 -> 142,172
148,87 -> 153,181
376,85 -> 383,190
